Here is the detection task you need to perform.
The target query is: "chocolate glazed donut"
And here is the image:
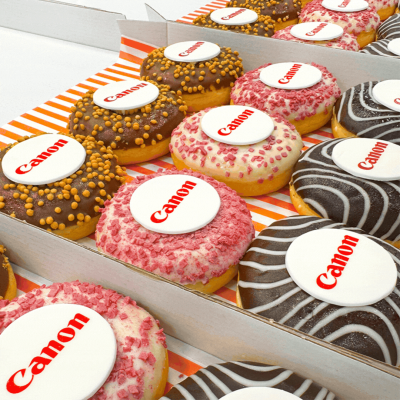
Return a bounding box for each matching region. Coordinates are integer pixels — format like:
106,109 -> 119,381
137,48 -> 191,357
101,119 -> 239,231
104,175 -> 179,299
0,245 -> 16,301
0,133 -> 125,240
68,82 -> 187,165
333,82 -> 400,143
361,39 -> 400,58
290,139 -> 400,245
377,13 -> 400,40
227,0 -> 302,30
192,12 -> 276,37
238,216 -> 400,366
161,361 -> 337,399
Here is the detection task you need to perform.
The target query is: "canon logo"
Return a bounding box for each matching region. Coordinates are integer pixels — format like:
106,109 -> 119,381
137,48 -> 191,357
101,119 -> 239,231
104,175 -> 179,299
278,64 -> 302,84
218,109 -> 254,136
358,141 -> 388,170
104,82 -> 147,102
221,8 -> 246,20
179,42 -> 205,57
316,235 -> 359,290
305,23 -> 328,36
16,139 -> 68,175
338,0 -> 350,7
395,98 -> 400,105
7,313 -> 90,394
150,181 -> 197,223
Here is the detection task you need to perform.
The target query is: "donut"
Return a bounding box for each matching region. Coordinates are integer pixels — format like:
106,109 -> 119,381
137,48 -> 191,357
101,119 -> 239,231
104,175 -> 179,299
237,215 -> 400,365
230,63 -> 341,136
192,10 -> 276,37
96,168 -> 254,294
169,109 -> 303,196
299,0 -> 381,48
140,46 -> 244,113
0,133 -> 125,241
332,81 -> 400,143
360,38 -> 400,57
227,0 -> 302,31
0,281 -> 168,399
289,139 -> 400,247
0,245 -> 16,301
377,13 -> 400,39
68,83 -> 187,165
272,25 -> 360,51
161,361 -> 337,399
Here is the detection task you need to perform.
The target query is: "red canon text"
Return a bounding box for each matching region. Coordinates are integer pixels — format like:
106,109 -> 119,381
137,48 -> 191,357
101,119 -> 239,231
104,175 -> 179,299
218,109 -> 254,136
16,139 -> 69,175
104,82 -> 147,102
7,313 -> 90,394
316,235 -> 359,289
305,23 -> 328,36
179,42 -> 205,57
151,181 -> 197,223
358,141 -> 388,170
221,8 -> 246,20
278,64 -> 302,84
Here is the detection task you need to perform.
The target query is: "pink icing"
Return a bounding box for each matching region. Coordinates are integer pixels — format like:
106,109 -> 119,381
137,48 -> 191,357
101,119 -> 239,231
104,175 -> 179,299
300,0 -> 381,35
96,168 -> 255,286
272,26 -> 360,51
230,63 -> 341,122
0,281 -> 167,400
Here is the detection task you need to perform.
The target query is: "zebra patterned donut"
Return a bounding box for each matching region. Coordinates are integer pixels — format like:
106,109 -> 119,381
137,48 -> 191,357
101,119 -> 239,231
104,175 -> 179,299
238,216 -> 400,366
161,361 -> 337,400
332,81 -> 400,144
290,139 -> 400,246
377,13 -> 400,40
360,39 -> 400,58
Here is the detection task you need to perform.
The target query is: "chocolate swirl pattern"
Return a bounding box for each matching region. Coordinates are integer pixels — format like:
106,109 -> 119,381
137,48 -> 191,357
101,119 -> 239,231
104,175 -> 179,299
161,361 -> 337,399
361,39 -> 400,58
377,13 -> 400,40
238,216 -> 400,365
291,139 -> 400,244
334,81 -> 400,144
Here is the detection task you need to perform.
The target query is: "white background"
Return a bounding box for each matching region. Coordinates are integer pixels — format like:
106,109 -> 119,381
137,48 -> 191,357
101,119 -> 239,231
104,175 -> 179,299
0,0 -> 208,126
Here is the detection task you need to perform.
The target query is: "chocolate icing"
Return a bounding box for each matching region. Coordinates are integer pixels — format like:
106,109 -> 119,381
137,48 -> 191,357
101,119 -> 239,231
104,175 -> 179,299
162,361 -> 337,399
361,39 -> 400,58
334,81 -> 400,143
227,0 -> 302,25
140,46 -> 244,94
0,247 -> 9,299
377,13 -> 400,40
292,139 -> 400,242
239,216 -> 400,365
69,83 -> 187,151
192,11 -> 276,37
0,133 -> 124,233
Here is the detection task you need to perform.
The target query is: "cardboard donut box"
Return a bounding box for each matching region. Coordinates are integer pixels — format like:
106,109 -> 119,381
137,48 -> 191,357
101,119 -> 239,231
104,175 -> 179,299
1,1 -> 400,399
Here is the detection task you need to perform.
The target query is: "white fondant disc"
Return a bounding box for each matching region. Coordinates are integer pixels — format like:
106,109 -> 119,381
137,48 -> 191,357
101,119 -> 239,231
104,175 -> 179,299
332,138 -> 400,181
0,304 -> 116,400
201,106 -> 274,145
164,41 -> 221,63
322,0 -> 369,12
260,63 -> 322,90
290,22 -> 344,41
210,8 -> 258,25
2,134 -> 86,186
286,229 -> 397,307
93,80 -> 159,111
130,174 -> 221,234
372,80 -> 400,112
220,387 -> 298,399
387,38 -> 400,56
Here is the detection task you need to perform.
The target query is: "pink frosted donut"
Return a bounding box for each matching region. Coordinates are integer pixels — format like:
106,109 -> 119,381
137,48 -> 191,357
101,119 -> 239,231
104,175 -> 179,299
96,169 -> 254,294
272,25 -> 360,51
230,62 -> 341,135
0,281 -> 168,400
366,0 -> 397,20
170,109 -> 303,196
299,0 -> 380,47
